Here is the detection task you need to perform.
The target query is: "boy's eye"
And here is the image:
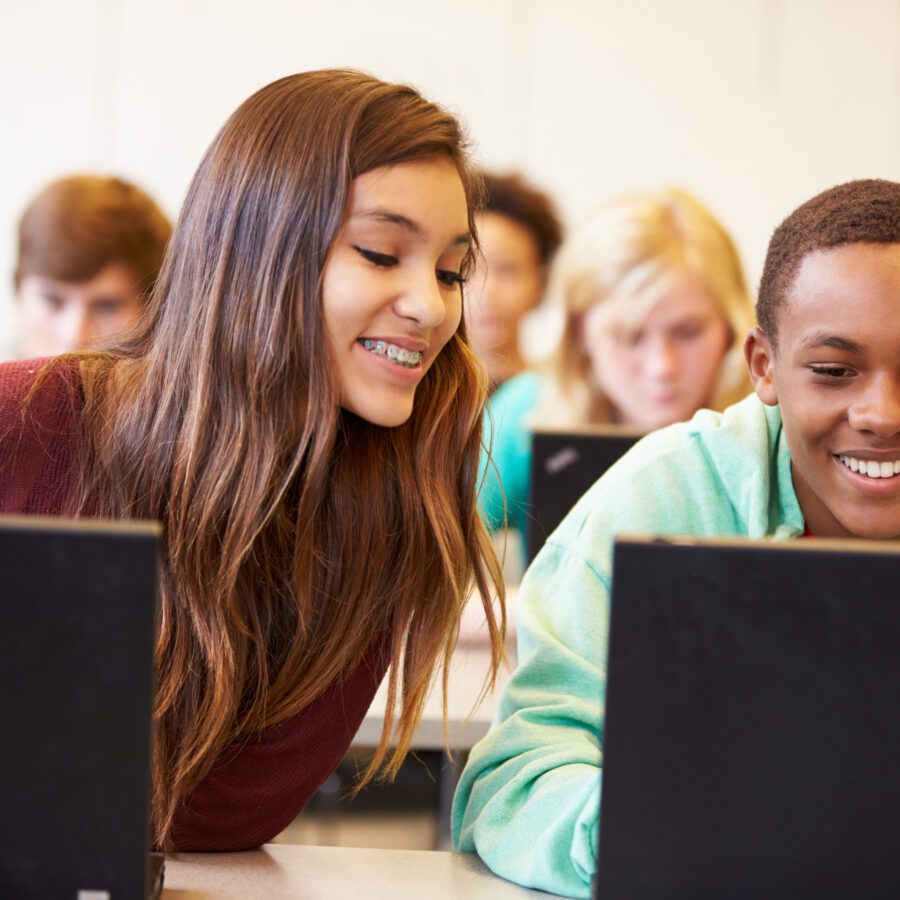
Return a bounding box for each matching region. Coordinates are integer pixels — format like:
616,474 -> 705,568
354,246 -> 397,267
40,293 -> 65,312
809,365 -> 856,379
93,299 -> 125,317
437,269 -> 465,288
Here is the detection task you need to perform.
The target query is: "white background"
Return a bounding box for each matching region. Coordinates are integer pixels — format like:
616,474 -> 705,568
2,0 -> 899,344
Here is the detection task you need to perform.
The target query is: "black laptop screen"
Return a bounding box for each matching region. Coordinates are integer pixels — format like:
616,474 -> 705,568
526,428 -> 641,563
597,536 -> 900,900
0,517 -> 160,900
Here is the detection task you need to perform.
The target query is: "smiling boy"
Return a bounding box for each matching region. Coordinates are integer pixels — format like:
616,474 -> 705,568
452,179 -> 900,899
748,185 -> 900,539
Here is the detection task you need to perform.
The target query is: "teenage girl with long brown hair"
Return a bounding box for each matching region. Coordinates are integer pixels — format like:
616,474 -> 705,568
0,70 -> 505,850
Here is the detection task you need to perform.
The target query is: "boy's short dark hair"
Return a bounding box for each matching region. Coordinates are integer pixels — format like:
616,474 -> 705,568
757,178 -> 900,346
14,175 -> 172,299
480,172 -> 564,267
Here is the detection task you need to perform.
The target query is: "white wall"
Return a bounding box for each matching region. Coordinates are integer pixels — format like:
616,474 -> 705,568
2,0 -> 899,344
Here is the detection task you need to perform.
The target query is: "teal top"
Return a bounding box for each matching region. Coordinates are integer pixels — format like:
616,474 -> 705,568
480,370 -> 541,540
453,394 -> 806,899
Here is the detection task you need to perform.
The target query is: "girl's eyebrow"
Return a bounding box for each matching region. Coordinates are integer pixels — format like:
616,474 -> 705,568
799,331 -> 864,354
355,207 -> 471,247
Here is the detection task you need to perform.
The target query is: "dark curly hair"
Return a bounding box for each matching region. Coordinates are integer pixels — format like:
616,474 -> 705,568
758,178 -> 900,347
480,171 -> 563,266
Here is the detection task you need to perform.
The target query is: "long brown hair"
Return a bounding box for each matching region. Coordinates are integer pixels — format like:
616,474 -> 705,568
64,70 -> 504,847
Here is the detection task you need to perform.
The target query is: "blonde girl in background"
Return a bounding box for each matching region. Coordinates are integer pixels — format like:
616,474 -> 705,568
480,187 -> 755,549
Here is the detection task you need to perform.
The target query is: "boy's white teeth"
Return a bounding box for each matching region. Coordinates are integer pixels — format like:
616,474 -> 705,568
839,455 -> 900,478
360,339 -> 422,368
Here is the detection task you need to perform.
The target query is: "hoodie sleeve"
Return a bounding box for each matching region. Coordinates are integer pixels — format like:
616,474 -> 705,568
452,540 -> 609,899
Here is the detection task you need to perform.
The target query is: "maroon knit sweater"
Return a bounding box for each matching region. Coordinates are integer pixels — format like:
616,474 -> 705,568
0,359 -> 390,851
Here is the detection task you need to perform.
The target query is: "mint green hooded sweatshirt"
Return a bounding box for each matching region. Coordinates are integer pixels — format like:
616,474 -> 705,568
453,395 -> 806,898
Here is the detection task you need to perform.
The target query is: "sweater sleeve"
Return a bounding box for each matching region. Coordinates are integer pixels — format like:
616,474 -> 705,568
452,540 -> 608,899
0,358 -> 83,516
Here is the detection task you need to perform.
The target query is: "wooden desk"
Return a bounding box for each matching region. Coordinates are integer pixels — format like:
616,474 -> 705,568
354,642 -> 512,752
162,843 -> 564,898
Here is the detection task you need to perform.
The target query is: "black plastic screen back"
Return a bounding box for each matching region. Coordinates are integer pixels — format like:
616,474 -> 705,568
597,536 -> 900,900
527,429 -> 640,563
0,517 -> 159,900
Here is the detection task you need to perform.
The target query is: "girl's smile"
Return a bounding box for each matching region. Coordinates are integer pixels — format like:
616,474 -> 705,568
322,156 -> 470,427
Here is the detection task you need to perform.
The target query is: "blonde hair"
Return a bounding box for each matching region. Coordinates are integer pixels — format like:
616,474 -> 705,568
532,187 -> 754,428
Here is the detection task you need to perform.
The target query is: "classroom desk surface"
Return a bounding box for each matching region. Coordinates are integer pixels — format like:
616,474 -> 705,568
354,641 -> 513,751
162,843 -> 564,899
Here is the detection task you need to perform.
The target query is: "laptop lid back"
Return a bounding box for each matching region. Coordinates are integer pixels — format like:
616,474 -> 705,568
0,516 -> 160,900
527,427 -> 641,563
597,535 -> 900,900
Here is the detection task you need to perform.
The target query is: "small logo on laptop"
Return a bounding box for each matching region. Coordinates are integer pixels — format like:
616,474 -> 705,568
545,446 -> 579,474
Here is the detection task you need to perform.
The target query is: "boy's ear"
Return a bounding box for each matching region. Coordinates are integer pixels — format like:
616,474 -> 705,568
744,327 -> 779,406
